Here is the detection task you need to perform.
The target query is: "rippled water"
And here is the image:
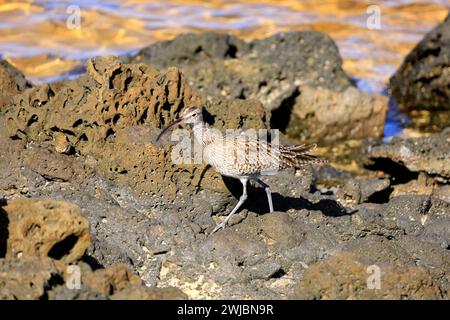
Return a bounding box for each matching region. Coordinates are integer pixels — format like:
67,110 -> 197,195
0,0 -> 448,137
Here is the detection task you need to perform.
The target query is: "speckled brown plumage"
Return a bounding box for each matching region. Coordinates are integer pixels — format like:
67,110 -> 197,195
157,107 -> 326,234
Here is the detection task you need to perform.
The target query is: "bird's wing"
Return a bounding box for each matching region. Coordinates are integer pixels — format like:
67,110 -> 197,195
222,135 -> 283,174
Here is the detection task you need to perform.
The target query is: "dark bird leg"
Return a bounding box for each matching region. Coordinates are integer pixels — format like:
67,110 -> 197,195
253,177 -> 274,212
211,177 -> 248,234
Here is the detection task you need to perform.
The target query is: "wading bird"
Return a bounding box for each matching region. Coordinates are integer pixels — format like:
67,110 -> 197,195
157,107 -> 325,234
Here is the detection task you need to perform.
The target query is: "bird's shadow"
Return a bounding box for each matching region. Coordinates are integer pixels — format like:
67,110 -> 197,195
221,176 -> 350,217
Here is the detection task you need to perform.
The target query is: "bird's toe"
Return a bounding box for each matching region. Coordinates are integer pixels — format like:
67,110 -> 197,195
209,221 -> 227,236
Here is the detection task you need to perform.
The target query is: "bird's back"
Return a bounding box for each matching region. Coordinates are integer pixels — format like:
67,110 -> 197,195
201,130 -> 324,177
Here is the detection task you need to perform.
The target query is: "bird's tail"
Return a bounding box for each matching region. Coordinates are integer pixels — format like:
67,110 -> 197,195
279,144 -> 326,169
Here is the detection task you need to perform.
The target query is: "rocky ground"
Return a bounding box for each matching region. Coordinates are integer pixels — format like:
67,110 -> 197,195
0,27 -> 449,299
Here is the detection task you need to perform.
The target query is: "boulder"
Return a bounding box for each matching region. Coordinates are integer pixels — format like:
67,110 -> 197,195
0,256 -> 185,300
293,252 -> 444,299
110,285 -> 187,300
1,198 -> 91,263
390,12 -> 450,111
366,128 -> 450,182
0,56 -> 270,200
0,60 -> 31,110
0,257 -> 65,300
286,86 -> 387,143
1,55 -> 202,154
134,32 -> 352,111
134,32 -> 387,144
336,177 -> 391,204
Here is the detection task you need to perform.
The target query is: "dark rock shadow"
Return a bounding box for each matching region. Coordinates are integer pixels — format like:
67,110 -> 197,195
81,254 -> 104,271
221,176 -> 350,218
48,234 -> 79,260
270,88 -> 299,132
365,157 -> 418,184
0,203 -> 9,258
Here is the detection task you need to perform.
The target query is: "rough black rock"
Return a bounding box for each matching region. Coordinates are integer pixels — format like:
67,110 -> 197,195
390,12 -> 450,111
134,31 -> 352,112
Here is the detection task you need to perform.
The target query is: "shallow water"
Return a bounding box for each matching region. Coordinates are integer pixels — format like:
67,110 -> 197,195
0,0 -> 448,137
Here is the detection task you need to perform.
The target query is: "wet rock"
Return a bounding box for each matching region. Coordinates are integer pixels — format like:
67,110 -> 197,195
293,252 -> 444,299
0,257 -> 65,300
286,86 -> 388,143
390,12 -> 450,111
0,60 -> 31,110
1,198 -> 91,263
366,128 -> 450,182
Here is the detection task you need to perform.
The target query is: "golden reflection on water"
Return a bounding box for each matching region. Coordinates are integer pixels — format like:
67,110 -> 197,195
0,0 -> 448,90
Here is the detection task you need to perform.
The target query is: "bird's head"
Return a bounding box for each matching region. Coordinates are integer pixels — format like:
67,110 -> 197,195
156,107 -> 203,142
179,107 -> 203,125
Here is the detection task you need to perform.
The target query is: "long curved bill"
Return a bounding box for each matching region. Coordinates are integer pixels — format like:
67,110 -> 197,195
156,118 -> 184,142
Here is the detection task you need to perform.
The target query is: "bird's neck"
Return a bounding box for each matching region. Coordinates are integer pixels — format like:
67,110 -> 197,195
191,121 -> 216,145
192,121 -> 207,138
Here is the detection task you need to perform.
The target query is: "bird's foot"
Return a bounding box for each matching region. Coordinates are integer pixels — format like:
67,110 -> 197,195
209,220 -> 228,236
